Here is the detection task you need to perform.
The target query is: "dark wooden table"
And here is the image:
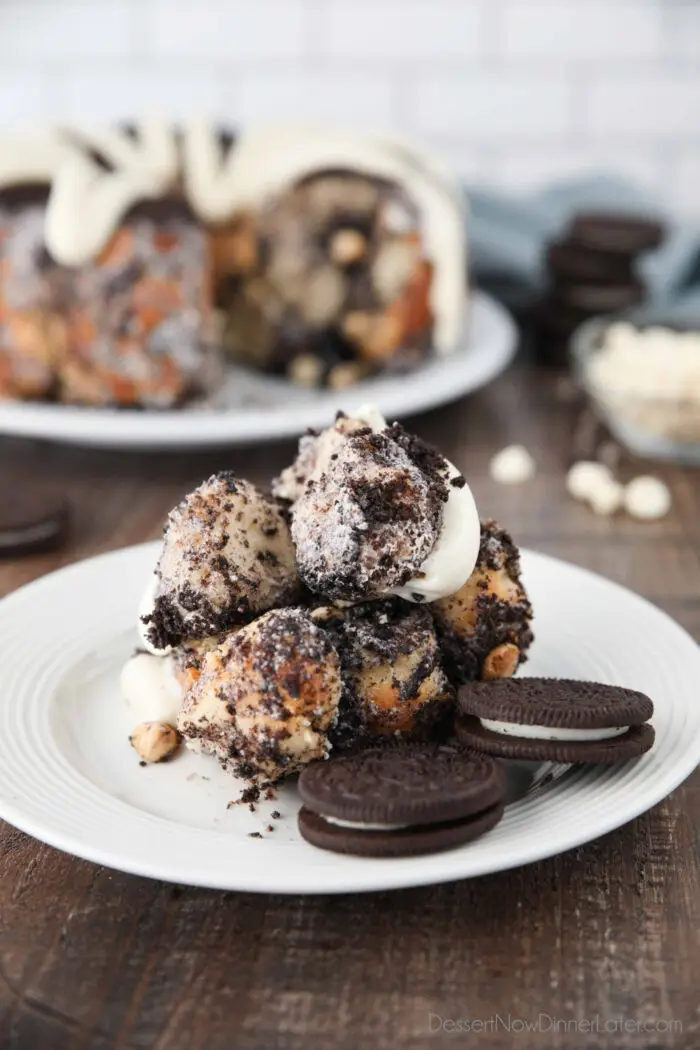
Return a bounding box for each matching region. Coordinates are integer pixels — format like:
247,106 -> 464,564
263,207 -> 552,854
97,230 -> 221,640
1,363 -> 699,1050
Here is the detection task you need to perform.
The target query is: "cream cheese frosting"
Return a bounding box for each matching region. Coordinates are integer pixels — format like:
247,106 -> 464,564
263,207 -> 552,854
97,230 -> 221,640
388,456 -> 480,604
120,651 -> 182,724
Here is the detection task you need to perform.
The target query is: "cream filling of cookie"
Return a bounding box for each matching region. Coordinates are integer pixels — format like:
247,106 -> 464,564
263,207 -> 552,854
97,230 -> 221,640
45,118 -> 179,266
120,651 -> 182,724
181,121 -> 466,353
323,815 -> 409,831
479,719 -> 630,742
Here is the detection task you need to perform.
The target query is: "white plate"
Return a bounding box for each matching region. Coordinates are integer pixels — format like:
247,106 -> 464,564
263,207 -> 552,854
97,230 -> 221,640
1,542 -> 698,895
0,291 -> 515,450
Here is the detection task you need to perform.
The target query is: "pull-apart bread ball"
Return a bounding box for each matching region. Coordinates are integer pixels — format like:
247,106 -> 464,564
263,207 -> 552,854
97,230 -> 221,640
140,472 -> 300,652
431,519 -> 534,686
313,600 -> 454,748
273,407 -> 386,505
178,608 -> 342,784
288,416 -> 480,604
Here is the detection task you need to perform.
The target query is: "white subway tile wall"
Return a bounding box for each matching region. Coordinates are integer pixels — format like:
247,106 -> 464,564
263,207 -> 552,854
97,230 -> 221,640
0,0 -> 698,213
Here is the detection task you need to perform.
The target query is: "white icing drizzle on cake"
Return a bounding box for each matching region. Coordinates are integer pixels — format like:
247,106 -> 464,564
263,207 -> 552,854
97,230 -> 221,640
44,118 -> 179,266
1,118 -> 467,352
0,127 -> 69,190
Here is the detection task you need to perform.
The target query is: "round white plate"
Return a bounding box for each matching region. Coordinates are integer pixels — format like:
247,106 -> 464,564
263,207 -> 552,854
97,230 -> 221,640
1,542 -> 698,895
0,291 -> 515,450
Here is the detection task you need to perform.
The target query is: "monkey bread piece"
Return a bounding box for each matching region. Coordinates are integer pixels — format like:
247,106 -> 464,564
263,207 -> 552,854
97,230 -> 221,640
171,632 -> 235,692
272,407 -> 386,505
314,600 -> 455,749
177,608 -> 342,784
431,519 -> 534,686
142,473 -> 300,651
291,423 -> 452,602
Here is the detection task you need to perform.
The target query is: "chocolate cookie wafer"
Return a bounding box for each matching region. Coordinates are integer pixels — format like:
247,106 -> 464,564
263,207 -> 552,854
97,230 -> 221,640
545,239 -> 636,285
297,741 -> 506,857
568,214 -> 665,255
456,678 -> 654,764
553,277 -> 645,314
0,492 -> 69,559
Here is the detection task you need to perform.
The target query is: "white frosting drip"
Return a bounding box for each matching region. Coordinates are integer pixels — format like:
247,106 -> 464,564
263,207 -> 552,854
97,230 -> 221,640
0,127 -> 69,191
44,118 -> 179,266
480,719 -> 629,742
181,122 -> 466,353
390,457 -> 480,604
323,815 -> 408,831
1,118 -> 465,348
120,652 -> 183,724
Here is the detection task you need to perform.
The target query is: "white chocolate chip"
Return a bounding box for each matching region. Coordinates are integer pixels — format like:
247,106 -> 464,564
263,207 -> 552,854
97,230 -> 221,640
586,323 -> 700,447
566,460 -> 615,502
567,460 -> 623,516
624,476 -> 671,520
489,445 -> 536,485
588,479 -> 624,516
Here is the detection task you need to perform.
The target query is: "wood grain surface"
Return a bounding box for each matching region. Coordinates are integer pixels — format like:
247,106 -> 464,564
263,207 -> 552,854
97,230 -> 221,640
1,363 -> 699,1050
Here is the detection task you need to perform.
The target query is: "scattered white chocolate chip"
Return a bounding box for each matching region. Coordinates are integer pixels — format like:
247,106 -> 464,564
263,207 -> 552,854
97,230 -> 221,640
130,721 -> 181,763
489,445 -> 536,485
566,460 -> 615,502
588,479 -> 624,517
567,460 -> 623,516
624,475 -> 671,520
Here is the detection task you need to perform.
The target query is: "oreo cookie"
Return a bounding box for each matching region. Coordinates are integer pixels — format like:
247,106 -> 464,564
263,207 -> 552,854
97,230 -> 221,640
297,741 -> 507,857
0,494 -> 69,559
552,277 -> 645,315
530,299 -> 591,346
545,240 -> 636,284
567,214 -> 665,255
456,678 -> 655,764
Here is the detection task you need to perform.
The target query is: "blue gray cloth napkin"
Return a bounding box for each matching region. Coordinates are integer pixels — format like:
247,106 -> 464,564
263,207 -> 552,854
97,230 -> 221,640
467,175 -> 700,323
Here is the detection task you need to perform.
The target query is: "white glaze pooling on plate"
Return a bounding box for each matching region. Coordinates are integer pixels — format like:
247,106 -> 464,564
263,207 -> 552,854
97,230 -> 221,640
0,542 -> 698,894
479,719 -> 629,742
181,121 -> 466,354
0,292 -> 517,450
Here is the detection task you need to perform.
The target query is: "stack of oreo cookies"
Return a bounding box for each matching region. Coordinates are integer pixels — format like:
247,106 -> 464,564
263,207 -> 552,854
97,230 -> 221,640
532,212 -> 665,365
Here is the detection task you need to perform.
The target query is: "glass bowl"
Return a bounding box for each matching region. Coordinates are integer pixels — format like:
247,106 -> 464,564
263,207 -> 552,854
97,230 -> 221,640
571,310 -> 700,465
